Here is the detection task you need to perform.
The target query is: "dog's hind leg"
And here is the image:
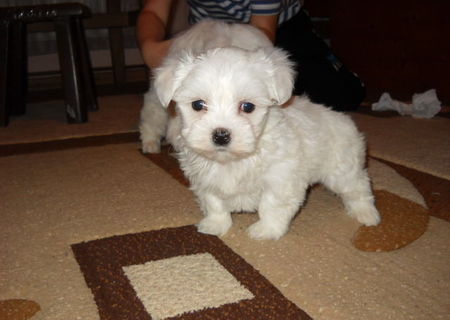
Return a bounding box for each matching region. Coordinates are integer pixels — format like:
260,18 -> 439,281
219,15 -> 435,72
139,87 -> 168,153
326,170 -> 381,226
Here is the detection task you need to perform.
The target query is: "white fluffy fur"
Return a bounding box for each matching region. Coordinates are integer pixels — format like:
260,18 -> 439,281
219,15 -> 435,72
140,20 -> 380,240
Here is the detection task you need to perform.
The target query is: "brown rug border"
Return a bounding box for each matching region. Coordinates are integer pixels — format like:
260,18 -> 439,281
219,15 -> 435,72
0,132 -> 139,157
371,157 -> 450,221
72,225 -> 312,320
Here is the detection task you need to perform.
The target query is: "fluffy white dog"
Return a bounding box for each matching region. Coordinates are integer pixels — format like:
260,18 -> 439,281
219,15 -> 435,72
140,21 -> 380,240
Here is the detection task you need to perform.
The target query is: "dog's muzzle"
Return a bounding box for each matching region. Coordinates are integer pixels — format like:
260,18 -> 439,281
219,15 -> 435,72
212,128 -> 231,146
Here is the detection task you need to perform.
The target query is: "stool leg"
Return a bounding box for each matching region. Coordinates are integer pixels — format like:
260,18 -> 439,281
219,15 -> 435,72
0,21 -> 10,126
54,17 -> 88,123
9,21 -> 28,116
107,0 -> 126,89
74,18 -> 98,112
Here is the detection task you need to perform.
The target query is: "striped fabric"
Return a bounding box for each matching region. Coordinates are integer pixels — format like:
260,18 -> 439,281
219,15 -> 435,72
187,0 -> 301,25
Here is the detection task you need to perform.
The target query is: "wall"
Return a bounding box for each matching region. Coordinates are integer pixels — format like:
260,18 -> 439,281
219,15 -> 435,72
314,0 -> 450,103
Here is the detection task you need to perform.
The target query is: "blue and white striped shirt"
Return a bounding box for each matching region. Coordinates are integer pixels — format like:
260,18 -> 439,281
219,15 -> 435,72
187,0 -> 301,25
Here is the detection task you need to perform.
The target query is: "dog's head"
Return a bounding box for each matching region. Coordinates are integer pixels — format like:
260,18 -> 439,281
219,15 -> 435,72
154,47 -> 295,162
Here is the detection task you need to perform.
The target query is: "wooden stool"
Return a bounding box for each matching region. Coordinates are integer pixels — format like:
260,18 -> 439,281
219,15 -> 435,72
0,3 -> 98,126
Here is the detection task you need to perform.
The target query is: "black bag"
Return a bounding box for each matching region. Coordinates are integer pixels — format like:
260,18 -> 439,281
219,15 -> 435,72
276,10 -> 365,111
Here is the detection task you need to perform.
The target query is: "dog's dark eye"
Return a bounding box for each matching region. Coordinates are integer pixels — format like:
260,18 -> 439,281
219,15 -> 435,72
240,102 -> 255,113
192,100 -> 207,111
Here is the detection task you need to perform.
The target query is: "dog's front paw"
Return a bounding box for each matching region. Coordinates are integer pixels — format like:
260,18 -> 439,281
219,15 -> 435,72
247,220 -> 287,240
197,215 -> 232,236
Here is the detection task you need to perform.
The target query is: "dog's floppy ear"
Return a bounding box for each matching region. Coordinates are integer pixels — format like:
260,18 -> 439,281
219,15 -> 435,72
256,48 -> 296,105
153,53 -> 196,107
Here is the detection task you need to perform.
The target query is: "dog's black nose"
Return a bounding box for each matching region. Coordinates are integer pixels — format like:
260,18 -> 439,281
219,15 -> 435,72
212,128 -> 231,146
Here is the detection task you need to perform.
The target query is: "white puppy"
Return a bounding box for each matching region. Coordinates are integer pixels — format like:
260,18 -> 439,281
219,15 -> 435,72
140,21 -> 380,240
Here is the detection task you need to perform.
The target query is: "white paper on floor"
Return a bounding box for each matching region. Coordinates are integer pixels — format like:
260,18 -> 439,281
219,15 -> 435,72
372,89 -> 442,118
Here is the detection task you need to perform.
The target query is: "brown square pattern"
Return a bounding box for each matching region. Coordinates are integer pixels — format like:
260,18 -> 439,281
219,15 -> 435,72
72,225 -> 312,320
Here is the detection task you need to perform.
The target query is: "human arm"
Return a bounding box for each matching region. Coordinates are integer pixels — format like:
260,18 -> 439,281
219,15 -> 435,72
250,14 -> 279,43
249,0 -> 285,43
137,0 -> 175,69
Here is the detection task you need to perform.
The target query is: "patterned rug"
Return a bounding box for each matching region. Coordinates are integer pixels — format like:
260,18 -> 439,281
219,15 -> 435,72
69,146 -> 447,320
1,99 -> 449,320
72,225 -> 311,320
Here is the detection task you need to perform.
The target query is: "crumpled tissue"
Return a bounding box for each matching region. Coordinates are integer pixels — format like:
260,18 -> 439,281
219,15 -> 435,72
372,89 -> 442,118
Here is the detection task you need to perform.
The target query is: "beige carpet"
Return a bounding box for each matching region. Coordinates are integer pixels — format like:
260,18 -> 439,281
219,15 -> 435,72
1,94 -> 448,181
350,113 -> 450,180
1,141 -> 449,319
1,95 -> 449,319
0,95 -> 141,145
